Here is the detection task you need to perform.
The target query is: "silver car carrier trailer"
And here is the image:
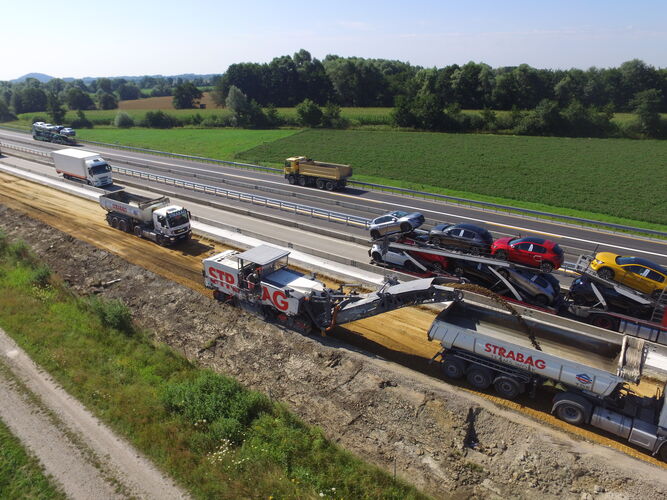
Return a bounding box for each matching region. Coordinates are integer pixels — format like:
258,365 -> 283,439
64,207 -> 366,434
428,296 -> 667,460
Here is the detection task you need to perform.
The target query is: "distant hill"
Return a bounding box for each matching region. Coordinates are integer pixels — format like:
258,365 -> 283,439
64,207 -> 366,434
9,73 -> 219,84
11,73 -> 54,83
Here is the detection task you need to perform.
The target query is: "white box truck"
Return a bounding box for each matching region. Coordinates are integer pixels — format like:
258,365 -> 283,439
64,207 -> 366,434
52,148 -> 113,187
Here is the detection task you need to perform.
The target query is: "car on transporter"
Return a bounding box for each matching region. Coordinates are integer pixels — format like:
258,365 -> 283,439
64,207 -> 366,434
368,211 -> 425,240
428,222 -> 493,255
589,253 -> 667,297
490,236 -> 564,273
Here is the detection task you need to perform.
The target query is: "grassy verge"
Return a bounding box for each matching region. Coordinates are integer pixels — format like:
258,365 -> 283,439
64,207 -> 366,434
238,129 -> 667,229
0,417 -> 66,499
0,231 -> 425,500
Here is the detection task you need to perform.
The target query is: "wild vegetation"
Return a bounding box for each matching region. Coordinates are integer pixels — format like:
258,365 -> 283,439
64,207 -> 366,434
2,51 -> 667,137
0,231 -> 424,499
0,418 -> 66,499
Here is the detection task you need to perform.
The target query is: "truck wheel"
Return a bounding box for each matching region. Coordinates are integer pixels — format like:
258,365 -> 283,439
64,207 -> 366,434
213,290 -> 229,302
118,219 -> 129,233
111,217 -> 119,229
316,179 -> 325,189
156,235 -> 166,246
134,226 -> 142,238
441,355 -> 466,379
591,315 -> 616,330
298,177 -> 307,187
555,402 -> 586,425
325,180 -> 335,191
287,175 -> 296,185
466,366 -> 493,390
493,377 -> 524,399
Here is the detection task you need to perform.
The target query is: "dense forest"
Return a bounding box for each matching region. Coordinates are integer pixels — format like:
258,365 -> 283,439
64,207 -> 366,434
1,50 -> 665,137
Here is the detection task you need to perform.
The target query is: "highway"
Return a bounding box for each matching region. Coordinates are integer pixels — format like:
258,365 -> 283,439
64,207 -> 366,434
1,128 -> 666,273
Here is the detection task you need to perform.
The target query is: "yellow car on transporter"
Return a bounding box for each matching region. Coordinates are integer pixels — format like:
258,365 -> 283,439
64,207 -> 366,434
589,252 -> 667,297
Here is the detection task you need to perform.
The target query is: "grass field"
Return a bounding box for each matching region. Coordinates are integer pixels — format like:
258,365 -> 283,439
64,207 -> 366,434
238,129 -> 667,227
0,234 -> 424,499
76,128 -> 298,159
0,417 -> 66,499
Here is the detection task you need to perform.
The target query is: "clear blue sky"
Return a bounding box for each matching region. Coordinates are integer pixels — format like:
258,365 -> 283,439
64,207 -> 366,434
2,0 -> 666,80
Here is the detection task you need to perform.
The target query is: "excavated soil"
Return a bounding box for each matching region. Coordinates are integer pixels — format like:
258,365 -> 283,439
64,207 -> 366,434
1,184 -> 667,498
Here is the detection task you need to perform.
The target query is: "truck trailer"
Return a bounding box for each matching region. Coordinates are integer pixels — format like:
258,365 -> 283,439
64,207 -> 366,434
428,297 -> 667,460
284,156 -> 352,191
33,122 -> 76,145
52,149 -> 113,187
99,191 -> 191,245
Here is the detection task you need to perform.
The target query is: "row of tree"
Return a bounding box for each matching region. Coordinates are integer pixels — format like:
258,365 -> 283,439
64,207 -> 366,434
214,51 -> 667,112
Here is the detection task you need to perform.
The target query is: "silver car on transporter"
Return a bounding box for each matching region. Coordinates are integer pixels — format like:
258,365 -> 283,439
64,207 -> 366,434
369,211 -> 425,240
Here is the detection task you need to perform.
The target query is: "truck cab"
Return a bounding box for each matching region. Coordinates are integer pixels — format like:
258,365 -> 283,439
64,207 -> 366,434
152,205 -> 191,241
85,158 -> 113,186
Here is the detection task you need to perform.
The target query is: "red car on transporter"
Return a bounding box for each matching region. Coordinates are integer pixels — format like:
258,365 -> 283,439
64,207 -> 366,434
490,236 -> 564,273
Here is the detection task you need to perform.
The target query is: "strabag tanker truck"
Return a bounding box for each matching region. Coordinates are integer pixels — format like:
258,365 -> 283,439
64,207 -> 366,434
99,191 -> 191,245
428,296 -> 667,460
284,156 -> 352,191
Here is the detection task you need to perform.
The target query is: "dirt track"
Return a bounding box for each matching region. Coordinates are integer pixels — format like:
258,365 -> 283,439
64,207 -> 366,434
1,167 -> 667,498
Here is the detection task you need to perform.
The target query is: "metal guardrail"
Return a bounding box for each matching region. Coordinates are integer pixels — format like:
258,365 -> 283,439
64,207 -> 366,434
2,125 -> 665,238
113,165 -> 372,229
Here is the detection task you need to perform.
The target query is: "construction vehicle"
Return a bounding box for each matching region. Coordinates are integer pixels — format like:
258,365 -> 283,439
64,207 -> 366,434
99,191 -> 191,245
284,156 -> 352,191
203,244 -> 462,333
428,294 -> 667,460
52,149 -> 113,187
32,122 -> 76,145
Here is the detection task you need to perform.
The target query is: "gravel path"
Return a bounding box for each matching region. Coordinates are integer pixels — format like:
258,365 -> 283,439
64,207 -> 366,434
0,329 -> 188,500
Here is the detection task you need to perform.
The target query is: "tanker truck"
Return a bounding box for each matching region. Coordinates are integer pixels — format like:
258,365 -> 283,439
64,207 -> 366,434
284,156 -> 352,191
99,191 -> 191,245
427,296 -> 667,460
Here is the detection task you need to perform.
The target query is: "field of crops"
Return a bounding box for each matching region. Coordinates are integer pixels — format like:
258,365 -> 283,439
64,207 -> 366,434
238,129 -> 667,227
76,128 -> 298,159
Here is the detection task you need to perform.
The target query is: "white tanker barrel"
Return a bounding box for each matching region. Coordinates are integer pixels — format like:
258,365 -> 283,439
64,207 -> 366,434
428,301 -> 644,397
99,191 -> 170,222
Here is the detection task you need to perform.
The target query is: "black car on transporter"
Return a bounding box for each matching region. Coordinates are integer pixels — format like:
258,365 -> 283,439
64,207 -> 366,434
429,223 -> 493,255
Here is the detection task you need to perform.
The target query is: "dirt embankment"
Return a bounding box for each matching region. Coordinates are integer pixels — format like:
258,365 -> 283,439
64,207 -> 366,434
1,204 -> 666,499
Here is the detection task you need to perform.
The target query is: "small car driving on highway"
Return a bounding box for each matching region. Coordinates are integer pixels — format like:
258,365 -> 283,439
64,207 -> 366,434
490,236 -> 564,273
369,211 -> 425,240
589,253 -> 667,297
429,222 -> 493,255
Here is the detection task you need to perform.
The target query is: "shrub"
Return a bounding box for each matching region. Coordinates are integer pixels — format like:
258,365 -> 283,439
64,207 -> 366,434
70,110 -> 93,129
30,265 -> 51,288
162,371 -> 271,444
140,110 -> 178,129
296,99 -> 323,127
113,111 -> 134,128
7,240 -> 32,263
0,230 -> 7,255
87,297 -> 134,335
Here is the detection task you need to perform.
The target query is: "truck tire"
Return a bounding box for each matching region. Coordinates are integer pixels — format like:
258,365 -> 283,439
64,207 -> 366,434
493,376 -> 524,399
316,178 -> 325,189
118,219 -> 129,233
466,366 -> 493,390
111,217 -> 119,229
553,393 -> 592,426
287,175 -> 296,185
658,442 -> 667,462
156,235 -> 166,246
298,176 -> 307,187
134,226 -> 143,238
441,355 -> 466,379
325,180 -> 335,191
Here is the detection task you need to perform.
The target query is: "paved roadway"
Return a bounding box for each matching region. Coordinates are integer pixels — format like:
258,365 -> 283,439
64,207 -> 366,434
1,128 -> 666,271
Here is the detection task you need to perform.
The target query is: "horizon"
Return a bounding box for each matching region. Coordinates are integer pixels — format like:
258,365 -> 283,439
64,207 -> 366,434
3,0 -> 667,81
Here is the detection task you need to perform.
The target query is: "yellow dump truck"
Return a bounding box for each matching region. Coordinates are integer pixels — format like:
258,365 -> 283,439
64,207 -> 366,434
284,156 -> 352,191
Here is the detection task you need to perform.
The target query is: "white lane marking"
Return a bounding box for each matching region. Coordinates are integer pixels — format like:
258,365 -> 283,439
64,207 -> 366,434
81,150 -> 667,259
